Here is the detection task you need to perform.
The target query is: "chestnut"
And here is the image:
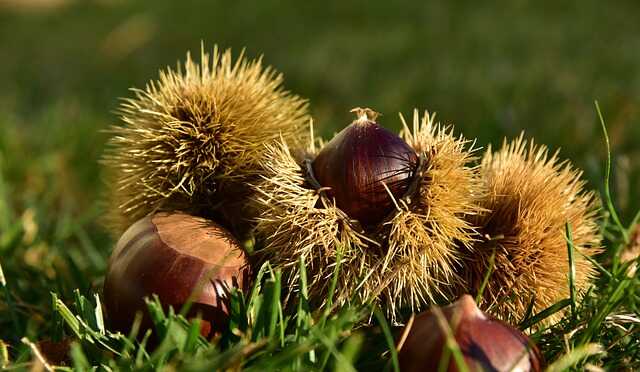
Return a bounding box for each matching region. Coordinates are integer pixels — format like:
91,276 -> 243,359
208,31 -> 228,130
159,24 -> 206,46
310,108 -> 419,227
103,212 -> 249,337
397,295 -> 542,372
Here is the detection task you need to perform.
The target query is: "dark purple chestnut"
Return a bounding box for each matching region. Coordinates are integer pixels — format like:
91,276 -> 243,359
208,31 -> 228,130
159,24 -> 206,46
311,108 -> 418,226
103,212 -> 249,337
397,295 -> 543,372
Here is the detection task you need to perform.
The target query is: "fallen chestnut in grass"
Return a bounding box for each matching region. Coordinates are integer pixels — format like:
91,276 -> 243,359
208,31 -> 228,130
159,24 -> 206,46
103,212 -> 249,337
308,107 -> 419,227
397,295 -> 542,372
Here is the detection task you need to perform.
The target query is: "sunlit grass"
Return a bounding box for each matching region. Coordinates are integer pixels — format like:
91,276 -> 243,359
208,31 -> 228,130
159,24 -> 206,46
0,1 -> 639,369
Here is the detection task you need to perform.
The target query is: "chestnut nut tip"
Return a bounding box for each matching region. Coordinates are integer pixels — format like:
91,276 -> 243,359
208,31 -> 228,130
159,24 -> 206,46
310,108 -> 419,227
350,107 -> 380,122
103,212 -> 250,337
398,295 -> 543,372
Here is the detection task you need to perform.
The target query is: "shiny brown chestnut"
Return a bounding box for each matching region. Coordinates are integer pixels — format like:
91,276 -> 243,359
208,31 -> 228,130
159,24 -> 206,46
397,295 -> 542,372
310,108 -> 419,227
103,212 -> 249,337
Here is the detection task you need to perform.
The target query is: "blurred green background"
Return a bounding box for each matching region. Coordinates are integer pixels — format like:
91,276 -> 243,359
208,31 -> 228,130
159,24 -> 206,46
1,0 -> 640,345
0,0 -> 640,216
1,0 -> 640,248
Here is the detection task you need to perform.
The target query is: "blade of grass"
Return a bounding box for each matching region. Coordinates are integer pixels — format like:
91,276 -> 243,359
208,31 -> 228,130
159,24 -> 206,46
50,293 -> 64,342
546,343 -> 603,372
254,269 -> 283,344
319,321 -> 340,369
126,311 -> 143,346
53,296 -> 82,338
73,289 -> 99,332
276,270 -> 286,347
0,340 -> 8,369
629,209 -> 640,231
580,249 -> 613,279
178,262 -> 231,322
267,275 -> 280,340
1,259 -> 20,340
146,295 -> 167,337
247,261 -> 270,314
475,249 -> 496,305
326,244 -> 344,311
69,342 -> 91,371
578,278 -> 631,345
437,344 -> 453,372
336,332 -> 364,372
21,337 -> 54,372
227,287 -> 249,335
317,244 -> 348,369
312,329 -> 357,372
0,158 -> 13,232
243,340 -> 311,371
74,226 -> 106,270
519,296 -> 537,326
0,260 -> 5,287
135,330 -> 153,367
595,100 -> 628,243
431,306 -> 470,372
184,317 -> 203,353
55,293 -> 125,355
565,222 -> 577,320
296,255 -> 314,365
296,255 -> 311,336
373,307 -> 400,372
395,314 -> 414,355
94,293 -> 105,335
520,298 -> 571,330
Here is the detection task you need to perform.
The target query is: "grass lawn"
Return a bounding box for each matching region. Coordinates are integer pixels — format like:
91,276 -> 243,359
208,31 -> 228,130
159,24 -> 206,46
0,1 -> 639,370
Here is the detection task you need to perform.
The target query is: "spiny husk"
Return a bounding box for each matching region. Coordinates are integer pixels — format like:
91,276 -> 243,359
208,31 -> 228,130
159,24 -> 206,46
460,135 -> 602,325
376,111 -> 485,316
253,139 -> 375,308
102,46 -> 309,236
252,111 -> 484,321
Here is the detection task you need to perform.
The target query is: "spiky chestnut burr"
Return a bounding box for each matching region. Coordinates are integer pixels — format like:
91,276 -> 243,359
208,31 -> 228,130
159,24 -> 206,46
102,46 -> 309,237
252,110 -> 484,320
397,295 -> 542,372
458,136 -> 601,324
103,212 -> 249,337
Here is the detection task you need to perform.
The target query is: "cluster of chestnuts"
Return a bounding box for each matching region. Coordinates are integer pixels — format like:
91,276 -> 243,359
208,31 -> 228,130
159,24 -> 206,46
100,45 -> 601,368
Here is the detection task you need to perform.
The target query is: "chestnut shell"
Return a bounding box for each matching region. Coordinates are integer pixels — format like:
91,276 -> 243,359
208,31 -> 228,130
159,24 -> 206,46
398,295 -> 543,372
312,113 -> 418,226
103,212 -> 249,337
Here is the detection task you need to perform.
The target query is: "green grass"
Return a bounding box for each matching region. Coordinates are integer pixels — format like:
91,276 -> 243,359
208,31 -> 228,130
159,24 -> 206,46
1,0 -> 639,370
0,108 -> 638,371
